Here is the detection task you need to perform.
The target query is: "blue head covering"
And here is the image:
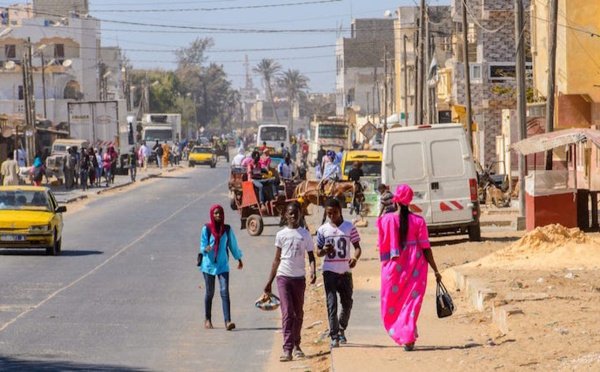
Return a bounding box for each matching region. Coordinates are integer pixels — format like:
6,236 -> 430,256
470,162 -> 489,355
33,157 -> 42,167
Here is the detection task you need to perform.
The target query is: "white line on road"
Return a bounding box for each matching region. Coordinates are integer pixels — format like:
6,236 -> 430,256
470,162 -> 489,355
0,181 -> 225,333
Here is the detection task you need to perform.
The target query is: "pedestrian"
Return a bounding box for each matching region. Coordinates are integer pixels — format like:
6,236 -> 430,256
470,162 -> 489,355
65,147 -> 76,189
154,140 -> 163,168
139,141 -> 150,169
264,201 -> 316,362
290,136 -> 297,161
95,148 -> 103,187
128,146 -> 138,182
316,198 -> 362,347
103,148 -> 112,187
30,156 -> 45,186
109,146 -> 118,183
376,184 -> 442,351
278,153 -> 295,179
161,140 -> 170,168
335,147 -> 344,165
348,161 -> 364,217
1,152 -> 20,185
79,148 -> 90,190
378,184 -> 396,217
232,145 -> 245,167
199,205 -> 243,331
89,148 -> 98,187
73,146 -> 80,187
316,146 -> 326,168
14,144 -> 26,167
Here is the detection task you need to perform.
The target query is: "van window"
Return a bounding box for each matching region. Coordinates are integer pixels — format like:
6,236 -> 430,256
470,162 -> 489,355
430,139 -> 464,177
391,142 -> 425,181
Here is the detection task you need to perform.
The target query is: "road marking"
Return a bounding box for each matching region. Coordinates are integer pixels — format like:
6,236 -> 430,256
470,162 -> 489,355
0,181 -> 225,333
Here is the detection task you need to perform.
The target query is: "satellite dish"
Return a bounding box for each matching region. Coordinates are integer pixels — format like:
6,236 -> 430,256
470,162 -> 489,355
62,59 -> 72,68
5,61 -> 15,70
384,10 -> 392,17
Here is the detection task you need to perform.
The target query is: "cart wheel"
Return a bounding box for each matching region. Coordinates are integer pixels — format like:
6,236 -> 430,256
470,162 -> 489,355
230,198 -> 238,211
247,214 -> 264,236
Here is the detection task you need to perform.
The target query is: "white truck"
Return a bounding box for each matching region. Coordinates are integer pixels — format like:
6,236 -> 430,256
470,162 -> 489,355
140,113 -> 182,146
67,100 -> 135,169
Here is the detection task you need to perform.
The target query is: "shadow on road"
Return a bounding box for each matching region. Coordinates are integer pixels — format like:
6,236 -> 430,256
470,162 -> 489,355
59,250 -> 104,257
0,250 -> 103,257
155,176 -> 190,180
0,356 -> 149,372
232,326 -> 281,332
430,235 -> 519,247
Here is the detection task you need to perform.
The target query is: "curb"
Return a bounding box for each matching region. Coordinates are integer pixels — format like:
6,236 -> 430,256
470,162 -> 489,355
449,267 -> 523,335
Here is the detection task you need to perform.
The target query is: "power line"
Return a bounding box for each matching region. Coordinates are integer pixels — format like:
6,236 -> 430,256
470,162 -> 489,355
91,0 -> 342,13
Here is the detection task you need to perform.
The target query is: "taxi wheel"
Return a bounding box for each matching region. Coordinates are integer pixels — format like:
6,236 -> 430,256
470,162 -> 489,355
189,162 -> 195,167
247,214 -> 264,236
468,224 -> 481,242
46,231 -> 60,256
210,162 -> 216,168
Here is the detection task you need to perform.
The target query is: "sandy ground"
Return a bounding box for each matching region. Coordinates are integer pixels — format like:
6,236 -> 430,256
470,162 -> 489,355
266,215 -> 600,371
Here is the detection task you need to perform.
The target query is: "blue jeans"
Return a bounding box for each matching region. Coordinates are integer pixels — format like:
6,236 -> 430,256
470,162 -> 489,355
157,156 -> 163,168
94,167 -> 101,185
252,179 -> 277,204
79,169 -> 88,190
203,272 -> 231,324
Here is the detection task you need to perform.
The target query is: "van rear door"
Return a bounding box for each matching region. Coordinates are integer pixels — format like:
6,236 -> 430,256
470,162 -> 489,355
385,133 -> 432,224
428,128 -> 474,225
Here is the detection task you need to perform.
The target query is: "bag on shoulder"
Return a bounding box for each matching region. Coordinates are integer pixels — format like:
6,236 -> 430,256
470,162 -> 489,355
197,224 -> 231,266
436,280 -> 455,318
32,166 -> 44,183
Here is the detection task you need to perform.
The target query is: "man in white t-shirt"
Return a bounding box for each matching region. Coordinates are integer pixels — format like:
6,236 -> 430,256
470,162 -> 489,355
264,201 -> 316,362
316,198 -> 362,348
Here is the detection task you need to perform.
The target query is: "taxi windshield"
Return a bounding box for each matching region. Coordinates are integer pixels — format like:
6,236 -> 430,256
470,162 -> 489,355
0,190 -> 51,212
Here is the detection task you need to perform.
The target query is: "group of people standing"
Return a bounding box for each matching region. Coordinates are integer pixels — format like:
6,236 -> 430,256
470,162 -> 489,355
197,183 -> 442,361
63,146 -> 118,190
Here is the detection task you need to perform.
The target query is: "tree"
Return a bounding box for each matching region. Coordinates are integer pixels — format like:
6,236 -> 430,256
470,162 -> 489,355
253,58 -> 282,125
278,69 -> 309,134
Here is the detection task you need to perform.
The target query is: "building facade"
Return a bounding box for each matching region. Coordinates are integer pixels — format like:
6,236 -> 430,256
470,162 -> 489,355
450,0 -> 531,167
335,18 -> 395,118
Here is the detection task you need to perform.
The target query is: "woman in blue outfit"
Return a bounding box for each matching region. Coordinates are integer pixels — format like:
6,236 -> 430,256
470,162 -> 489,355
199,204 -> 243,330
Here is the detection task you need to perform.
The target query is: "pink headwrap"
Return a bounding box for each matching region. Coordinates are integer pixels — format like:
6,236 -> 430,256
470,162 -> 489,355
392,184 -> 413,206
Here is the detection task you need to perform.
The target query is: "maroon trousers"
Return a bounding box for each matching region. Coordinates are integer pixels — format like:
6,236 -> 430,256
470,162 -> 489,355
277,276 -> 306,352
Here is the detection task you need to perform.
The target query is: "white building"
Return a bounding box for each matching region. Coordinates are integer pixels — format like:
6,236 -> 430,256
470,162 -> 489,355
0,1 -> 102,125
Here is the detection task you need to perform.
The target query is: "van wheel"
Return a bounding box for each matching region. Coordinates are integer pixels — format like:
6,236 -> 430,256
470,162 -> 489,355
468,224 -> 481,242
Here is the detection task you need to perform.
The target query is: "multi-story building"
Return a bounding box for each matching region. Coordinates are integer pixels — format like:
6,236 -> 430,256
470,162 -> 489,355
335,18 -> 395,118
450,0 -> 531,166
0,0 -> 103,125
394,6 -> 453,126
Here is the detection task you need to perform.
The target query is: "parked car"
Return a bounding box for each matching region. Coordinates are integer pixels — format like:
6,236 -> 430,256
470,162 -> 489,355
0,186 -> 66,255
382,124 -> 481,241
188,146 -> 217,168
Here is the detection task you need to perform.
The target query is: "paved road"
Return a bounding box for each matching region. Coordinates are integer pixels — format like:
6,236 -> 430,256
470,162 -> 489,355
0,163 -> 281,371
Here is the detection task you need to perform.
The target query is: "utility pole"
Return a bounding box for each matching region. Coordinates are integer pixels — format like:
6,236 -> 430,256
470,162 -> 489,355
515,0 -> 527,223
424,6 -> 430,124
545,0 -> 558,170
417,0 -> 426,125
462,0 -> 473,150
383,45 -> 388,136
403,35 -> 409,126
41,53 -> 47,118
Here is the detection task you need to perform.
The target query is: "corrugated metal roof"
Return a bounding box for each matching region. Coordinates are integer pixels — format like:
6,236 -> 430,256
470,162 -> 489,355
511,128 -> 600,155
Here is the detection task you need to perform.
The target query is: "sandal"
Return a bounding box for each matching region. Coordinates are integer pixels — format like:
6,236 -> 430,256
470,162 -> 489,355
226,322 -> 236,331
403,343 -> 415,351
204,320 -> 213,329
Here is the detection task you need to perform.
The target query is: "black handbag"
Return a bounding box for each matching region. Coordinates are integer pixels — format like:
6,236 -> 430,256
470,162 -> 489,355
436,281 -> 454,318
197,253 -> 203,266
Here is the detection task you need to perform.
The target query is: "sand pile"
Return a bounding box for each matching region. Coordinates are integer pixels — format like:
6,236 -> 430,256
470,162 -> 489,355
470,224 -> 600,269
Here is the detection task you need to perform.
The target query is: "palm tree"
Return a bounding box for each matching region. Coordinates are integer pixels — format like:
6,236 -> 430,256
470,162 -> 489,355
253,58 -> 282,124
279,69 -> 309,134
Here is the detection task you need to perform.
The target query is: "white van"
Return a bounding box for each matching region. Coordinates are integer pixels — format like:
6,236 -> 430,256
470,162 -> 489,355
256,124 -> 290,152
381,124 -> 481,241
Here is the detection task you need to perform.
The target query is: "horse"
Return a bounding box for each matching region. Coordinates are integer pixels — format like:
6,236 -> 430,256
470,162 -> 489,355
293,179 -> 365,225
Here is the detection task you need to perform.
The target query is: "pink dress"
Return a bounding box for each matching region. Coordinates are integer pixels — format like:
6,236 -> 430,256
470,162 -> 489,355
376,212 -> 430,345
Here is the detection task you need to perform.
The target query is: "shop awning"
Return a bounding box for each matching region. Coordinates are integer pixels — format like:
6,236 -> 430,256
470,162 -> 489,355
511,128 -> 600,155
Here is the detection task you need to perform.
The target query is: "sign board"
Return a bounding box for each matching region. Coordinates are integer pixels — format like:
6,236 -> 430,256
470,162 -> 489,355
360,121 -> 377,141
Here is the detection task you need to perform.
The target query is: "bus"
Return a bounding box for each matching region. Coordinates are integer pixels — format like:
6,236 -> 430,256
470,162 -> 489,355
256,124 -> 290,152
308,118 -> 349,165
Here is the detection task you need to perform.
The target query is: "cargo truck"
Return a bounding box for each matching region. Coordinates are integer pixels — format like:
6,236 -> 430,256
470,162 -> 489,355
67,100 -> 135,170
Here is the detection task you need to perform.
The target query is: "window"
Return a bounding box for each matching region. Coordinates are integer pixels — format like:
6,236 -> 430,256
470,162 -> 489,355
430,139 -> 464,177
5,44 -> 15,59
470,65 -> 482,81
391,142 -> 425,181
54,44 -> 64,60
18,85 -> 23,100
489,64 -> 516,81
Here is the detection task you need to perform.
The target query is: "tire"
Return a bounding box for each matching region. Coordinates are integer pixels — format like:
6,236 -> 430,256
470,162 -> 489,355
468,224 -> 481,242
210,162 -> 216,168
189,162 -> 194,167
230,198 -> 238,211
46,231 -> 60,256
247,214 -> 264,236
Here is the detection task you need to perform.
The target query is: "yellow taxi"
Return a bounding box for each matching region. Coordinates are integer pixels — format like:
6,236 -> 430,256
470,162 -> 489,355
188,146 -> 217,168
0,186 -> 66,255
341,150 -> 383,180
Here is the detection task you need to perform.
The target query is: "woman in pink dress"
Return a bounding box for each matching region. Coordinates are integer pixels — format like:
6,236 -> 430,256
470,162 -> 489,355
376,184 -> 442,351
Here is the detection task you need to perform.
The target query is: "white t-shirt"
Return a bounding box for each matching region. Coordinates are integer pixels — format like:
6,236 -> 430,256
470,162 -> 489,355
275,227 -> 314,278
316,220 -> 360,274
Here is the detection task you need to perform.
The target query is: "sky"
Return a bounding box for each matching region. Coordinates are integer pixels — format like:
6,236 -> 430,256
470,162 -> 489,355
84,0 -> 450,93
